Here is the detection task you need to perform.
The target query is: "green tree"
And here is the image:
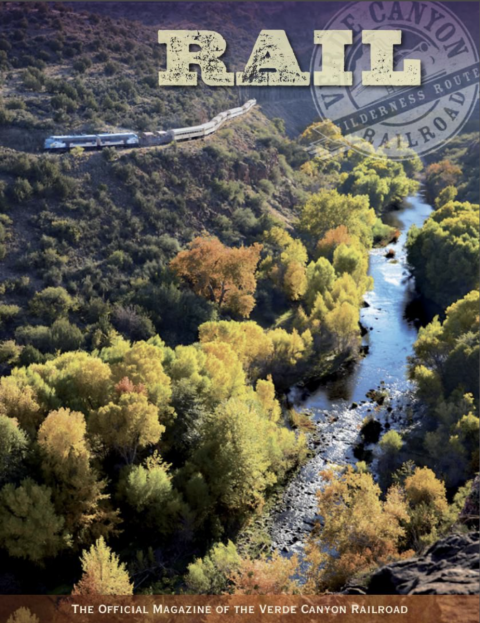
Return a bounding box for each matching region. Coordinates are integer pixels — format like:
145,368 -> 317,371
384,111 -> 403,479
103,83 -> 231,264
11,178 -> 33,203
404,467 -> 449,549
340,156 -> 419,213
119,454 -> 185,533
411,290 -> 479,401
304,257 -> 335,311
192,398 -> 276,513
0,416 -> 28,485
185,541 -> 240,594
0,478 -> 68,563
407,202 -> 479,308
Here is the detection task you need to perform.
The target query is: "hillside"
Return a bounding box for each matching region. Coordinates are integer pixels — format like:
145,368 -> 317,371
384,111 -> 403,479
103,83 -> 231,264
0,2 -> 240,148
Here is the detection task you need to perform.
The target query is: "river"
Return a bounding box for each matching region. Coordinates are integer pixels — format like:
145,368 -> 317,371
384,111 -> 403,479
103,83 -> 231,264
270,189 -> 433,559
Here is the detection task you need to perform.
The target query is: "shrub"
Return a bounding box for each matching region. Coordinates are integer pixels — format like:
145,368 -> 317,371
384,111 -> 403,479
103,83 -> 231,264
29,287 -> 76,322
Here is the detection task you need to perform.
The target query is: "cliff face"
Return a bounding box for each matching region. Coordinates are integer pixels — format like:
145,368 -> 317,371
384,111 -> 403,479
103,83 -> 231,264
344,532 -> 479,596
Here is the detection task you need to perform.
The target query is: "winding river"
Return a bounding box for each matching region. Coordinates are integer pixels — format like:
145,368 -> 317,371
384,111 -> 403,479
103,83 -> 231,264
271,189 -> 433,559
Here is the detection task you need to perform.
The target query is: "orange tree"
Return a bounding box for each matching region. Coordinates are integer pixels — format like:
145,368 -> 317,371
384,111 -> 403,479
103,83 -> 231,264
170,236 -> 262,317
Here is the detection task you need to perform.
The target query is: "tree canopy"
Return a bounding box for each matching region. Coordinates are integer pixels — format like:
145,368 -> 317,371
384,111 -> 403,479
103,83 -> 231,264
170,236 -> 262,317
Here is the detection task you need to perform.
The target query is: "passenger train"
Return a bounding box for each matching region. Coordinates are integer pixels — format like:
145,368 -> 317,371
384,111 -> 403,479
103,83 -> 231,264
43,100 -> 256,151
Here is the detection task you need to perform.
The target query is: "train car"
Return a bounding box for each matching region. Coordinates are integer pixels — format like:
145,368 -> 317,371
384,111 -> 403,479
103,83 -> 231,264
170,100 -> 256,143
171,123 -> 209,141
44,132 -> 139,151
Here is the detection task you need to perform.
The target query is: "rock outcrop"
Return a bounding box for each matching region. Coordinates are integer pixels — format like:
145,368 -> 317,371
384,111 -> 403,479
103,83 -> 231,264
344,532 -> 479,595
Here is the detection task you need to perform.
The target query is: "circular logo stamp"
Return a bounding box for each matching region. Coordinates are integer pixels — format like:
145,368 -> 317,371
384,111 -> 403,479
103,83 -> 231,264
310,1 -> 479,160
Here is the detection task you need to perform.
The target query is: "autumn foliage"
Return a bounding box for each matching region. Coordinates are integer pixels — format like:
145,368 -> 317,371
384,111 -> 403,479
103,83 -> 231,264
170,236 -> 262,317
304,465 -> 452,592
230,552 -> 299,594
72,537 -> 133,595
305,467 -> 411,592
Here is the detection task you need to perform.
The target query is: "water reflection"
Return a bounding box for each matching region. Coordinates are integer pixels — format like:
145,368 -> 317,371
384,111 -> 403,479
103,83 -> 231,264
301,190 -> 433,411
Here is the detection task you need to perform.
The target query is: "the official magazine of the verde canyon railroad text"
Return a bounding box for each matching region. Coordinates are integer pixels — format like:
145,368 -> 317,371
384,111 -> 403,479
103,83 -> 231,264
0,1 -> 478,623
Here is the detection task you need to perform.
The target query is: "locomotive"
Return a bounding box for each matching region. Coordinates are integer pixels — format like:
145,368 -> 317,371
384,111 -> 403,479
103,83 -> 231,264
43,132 -> 140,151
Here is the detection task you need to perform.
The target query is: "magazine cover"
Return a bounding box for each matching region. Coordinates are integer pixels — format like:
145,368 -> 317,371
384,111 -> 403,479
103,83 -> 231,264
0,1 -> 478,622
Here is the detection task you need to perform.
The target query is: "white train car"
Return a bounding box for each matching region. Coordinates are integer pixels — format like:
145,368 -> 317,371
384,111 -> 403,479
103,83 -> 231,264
169,99 -> 256,143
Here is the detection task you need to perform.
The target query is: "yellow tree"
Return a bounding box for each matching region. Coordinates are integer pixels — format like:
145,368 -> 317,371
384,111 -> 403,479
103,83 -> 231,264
170,236 -> 262,317
111,340 -> 172,411
72,537 -> 133,595
299,120 -> 343,146
198,320 -> 273,379
0,375 -> 44,435
192,398 -> 276,513
305,467 -> 410,592
89,382 -> 165,464
255,376 -> 281,423
261,227 -> 308,301
325,301 -> 360,352
299,189 -> 375,248
404,467 -> 449,549
38,408 -> 119,543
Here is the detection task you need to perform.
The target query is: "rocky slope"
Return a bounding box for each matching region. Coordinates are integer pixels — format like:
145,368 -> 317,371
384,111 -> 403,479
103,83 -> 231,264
343,532 -> 479,595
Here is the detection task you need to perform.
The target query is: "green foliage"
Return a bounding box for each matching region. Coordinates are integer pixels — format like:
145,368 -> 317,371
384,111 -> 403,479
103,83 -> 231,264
299,189 -> 375,248
11,178 -> 33,202
185,541 -> 240,594
191,397 -> 303,515
90,389 -> 165,464
410,291 -> 479,486
0,478 -> 68,563
407,200 -> 479,308
340,156 -> 419,213
0,340 -> 23,366
119,455 -> 185,534
411,290 -> 479,401
0,4 -> 455,596
425,135 -> 479,204
379,430 -> 403,454
0,415 -> 28,485
29,287 -> 77,323
0,304 -> 20,328
16,319 -> 84,353
304,257 -> 335,311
